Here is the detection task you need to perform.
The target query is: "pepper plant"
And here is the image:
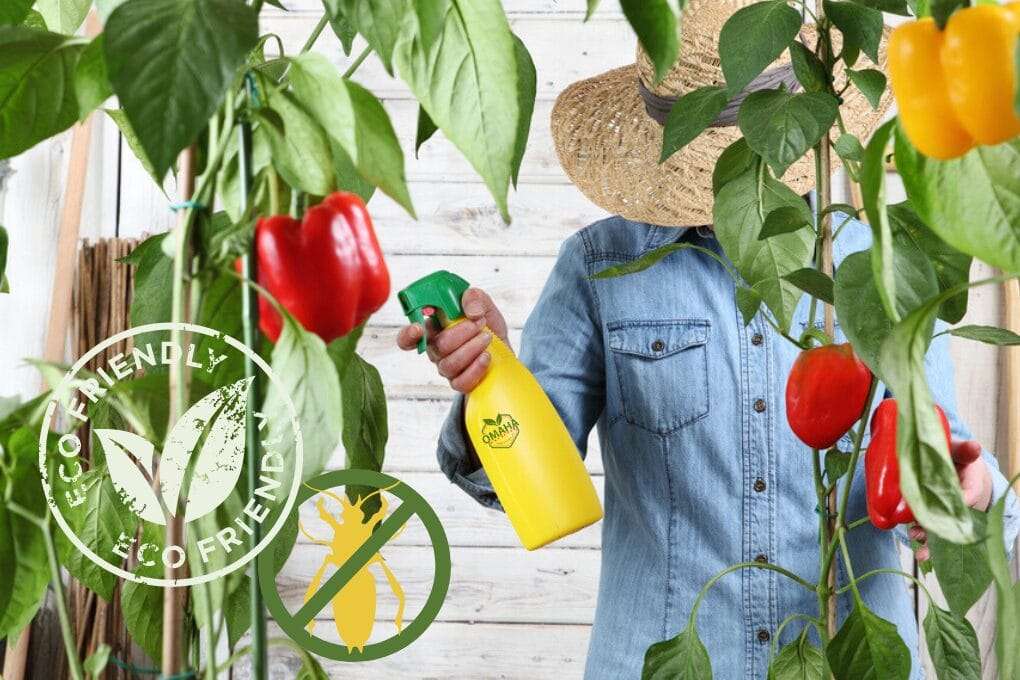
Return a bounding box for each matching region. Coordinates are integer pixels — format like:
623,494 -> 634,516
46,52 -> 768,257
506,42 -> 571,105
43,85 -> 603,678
0,0 -> 543,677
591,1 -> 1020,678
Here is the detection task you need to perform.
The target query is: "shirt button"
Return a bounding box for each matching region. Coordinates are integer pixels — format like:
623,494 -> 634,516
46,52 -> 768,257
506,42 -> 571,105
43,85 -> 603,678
757,629 -> 771,643
751,333 -> 764,346
755,553 -> 769,564
753,478 -> 766,493
651,339 -> 665,352
754,399 -> 766,413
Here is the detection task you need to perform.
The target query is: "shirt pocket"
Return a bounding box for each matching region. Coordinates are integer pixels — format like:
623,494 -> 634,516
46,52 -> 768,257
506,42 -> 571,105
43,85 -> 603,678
607,319 -> 711,435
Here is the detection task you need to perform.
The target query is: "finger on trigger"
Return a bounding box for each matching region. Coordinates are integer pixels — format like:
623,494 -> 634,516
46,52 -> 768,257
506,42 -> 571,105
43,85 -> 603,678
462,288 -> 492,321
396,324 -> 423,351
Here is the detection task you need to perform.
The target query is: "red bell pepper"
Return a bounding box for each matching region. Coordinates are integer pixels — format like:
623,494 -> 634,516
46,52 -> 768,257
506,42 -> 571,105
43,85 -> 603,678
253,192 -> 390,343
785,343 -> 873,449
865,398 -> 952,530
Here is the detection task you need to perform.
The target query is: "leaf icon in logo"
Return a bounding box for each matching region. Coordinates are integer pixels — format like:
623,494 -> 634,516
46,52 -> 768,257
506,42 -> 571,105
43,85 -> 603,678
160,377 -> 253,522
95,429 -> 166,525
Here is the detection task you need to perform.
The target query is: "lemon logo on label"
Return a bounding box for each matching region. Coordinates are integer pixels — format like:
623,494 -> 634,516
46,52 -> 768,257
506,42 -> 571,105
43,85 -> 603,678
480,413 -> 520,449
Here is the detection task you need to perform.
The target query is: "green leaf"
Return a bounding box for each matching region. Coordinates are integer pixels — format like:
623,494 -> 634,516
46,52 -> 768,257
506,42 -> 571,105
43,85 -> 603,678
824,447 -> 852,481
947,325 -> 1020,346
0,28 -> 86,159
106,109 -> 165,189
738,90 -> 839,177
296,653 -> 330,680
35,0 -> 90,34
0,503 -> 14,631
75,36 -> 112,120
329,0 -> 405,73
54,468 -> 136,601
586,0 -> 601,20
860,118 -> 898,321
661,86 -> 729,161
929,509 -> 992,616
287,53 -> 413,214
769,628 -> 825,680
877,293 -> 976,544
0,225 -> 8,294
736,287 -> 763,326
789,41 -> 828,93
620,0 -> 678,84
713,154 -> 814,332
985,491 -> 1020,680
0,0 -> 34,26
834,133 -> 864,162
95,0 -> 128,21
824,0 -> 883,64
896,129 -> 1020,275
822,203 -> 860,219
847,68 -> 886,110
833,242 -> 937,373
853,0 -> 910,14
759,206 -> 811,240
826,603 -> 911,680
592,242 -> 736,281
125,232 -> 173,350
923,606 -> 981,680
328,13 -> 357,55
331,139 -> 376,204
642,623 -> 713,680
83,643 -> 112,676
511,34 -> 536,188
712,138 -> 758,194
1014,37 -> 1019,117
263,315 -> 343,488
104,0 -> 259,181
415,105 -> 438,156
0,430 -> 49,641
121,579 -> 162,663
887,201 -> 971,324
930,0 -> 966,28
784,268 -> 835,306
224,576 -> 251,649
719,0 -> 801,96
257,86 -> 335,196
395,0 -> 519,221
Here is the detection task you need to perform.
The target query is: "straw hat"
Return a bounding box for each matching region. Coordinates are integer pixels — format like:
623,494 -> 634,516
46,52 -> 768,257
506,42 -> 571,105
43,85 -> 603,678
551,0 -> 893,227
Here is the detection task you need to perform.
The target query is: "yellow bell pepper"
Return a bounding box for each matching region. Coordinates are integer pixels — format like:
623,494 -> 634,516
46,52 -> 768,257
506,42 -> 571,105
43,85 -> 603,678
889,4 -> 1020,159
888,18 -> 973,160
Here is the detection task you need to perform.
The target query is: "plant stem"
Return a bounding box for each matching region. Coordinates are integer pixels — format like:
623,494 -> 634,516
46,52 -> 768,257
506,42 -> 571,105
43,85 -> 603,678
343,45 -> 373,78
301,15 -> 329,53
240,76 -> 269,680
42,520 -> 84,680
837,568 -> 936,603
813,0 -> 838,643
690,561 -> 816,623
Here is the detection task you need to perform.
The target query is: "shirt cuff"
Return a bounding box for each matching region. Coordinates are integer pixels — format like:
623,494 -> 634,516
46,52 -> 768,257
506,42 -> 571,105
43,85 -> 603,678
436,394 -> 503,511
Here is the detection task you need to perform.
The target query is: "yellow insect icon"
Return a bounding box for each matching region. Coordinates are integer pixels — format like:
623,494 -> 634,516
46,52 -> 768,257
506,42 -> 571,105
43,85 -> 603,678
299,484 -> 407,653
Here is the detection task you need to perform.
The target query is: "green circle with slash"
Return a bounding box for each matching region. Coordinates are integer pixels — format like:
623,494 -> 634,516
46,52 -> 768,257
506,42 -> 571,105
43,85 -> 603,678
259,469 -> 451,661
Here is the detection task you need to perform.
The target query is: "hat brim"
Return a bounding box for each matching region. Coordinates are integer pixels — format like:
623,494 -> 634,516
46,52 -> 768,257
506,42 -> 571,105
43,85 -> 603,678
551,42 -> 893,227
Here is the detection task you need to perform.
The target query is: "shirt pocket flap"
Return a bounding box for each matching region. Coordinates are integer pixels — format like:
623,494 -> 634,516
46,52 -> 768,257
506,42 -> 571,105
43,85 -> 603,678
607,320 -> 710,359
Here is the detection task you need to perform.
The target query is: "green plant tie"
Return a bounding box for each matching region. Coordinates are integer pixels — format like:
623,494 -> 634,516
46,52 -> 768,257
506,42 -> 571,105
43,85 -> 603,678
168,200 -> 206,212
107,654 -> 197,679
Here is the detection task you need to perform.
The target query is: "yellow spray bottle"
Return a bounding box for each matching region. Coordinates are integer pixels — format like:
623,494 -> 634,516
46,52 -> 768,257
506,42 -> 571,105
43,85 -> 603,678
399,270 -> 603,550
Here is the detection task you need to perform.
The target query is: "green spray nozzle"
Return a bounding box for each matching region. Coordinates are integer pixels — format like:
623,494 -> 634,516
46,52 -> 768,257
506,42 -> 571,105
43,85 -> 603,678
398,270 -> 471,353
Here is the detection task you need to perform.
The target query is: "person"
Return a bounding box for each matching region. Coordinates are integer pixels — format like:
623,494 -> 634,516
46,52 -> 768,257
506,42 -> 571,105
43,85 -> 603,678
396,4 -> 1020,678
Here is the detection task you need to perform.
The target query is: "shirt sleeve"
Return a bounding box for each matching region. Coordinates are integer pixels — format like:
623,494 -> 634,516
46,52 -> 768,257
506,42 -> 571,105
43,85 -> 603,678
920,324 -> 1020,558
435,231 -> 605,511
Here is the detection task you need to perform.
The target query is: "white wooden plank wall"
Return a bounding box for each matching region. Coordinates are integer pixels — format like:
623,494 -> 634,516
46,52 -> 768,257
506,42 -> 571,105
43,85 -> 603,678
0,3 -> 1013,678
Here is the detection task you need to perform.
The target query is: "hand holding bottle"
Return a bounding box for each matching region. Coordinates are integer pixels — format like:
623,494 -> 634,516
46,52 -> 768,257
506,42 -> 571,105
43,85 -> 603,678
396,288 -> 510,393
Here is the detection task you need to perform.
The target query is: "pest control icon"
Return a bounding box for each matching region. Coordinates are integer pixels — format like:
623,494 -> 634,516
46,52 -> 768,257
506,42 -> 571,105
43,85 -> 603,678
260,469 -> 451,661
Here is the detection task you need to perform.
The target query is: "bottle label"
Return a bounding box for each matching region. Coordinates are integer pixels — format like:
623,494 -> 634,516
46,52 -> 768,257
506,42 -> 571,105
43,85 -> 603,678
479,413 -> 520,449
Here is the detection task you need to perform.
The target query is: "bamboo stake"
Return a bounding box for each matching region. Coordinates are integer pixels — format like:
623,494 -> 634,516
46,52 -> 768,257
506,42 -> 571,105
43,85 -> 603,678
163,148 -> 197,678
1006,278 -> 1019,494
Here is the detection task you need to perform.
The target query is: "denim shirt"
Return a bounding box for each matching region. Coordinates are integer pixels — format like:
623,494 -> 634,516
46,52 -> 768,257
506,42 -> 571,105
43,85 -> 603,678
435,215 -> 1020,680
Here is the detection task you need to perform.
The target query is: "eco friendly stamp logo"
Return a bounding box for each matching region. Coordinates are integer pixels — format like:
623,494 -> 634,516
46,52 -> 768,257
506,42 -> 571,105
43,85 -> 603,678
480,413 -> 520,449
260,469 -> 450,662
38,322 -> 303,588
